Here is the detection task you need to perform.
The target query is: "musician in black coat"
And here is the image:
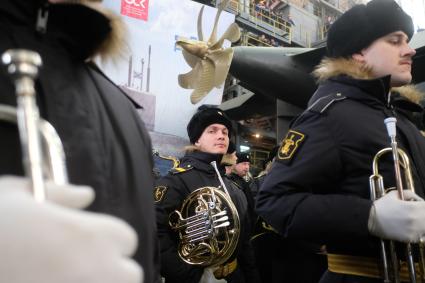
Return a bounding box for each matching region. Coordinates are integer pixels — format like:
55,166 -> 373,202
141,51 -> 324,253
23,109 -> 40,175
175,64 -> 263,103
257,1 -> 425,282
0,1 -> 160,282
228,152 -> 256,232
155,108 -> 260,283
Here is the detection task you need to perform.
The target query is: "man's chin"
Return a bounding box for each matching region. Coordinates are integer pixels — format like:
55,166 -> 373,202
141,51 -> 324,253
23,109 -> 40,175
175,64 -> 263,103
391,74 -> 412,87
212,149 -> 227,155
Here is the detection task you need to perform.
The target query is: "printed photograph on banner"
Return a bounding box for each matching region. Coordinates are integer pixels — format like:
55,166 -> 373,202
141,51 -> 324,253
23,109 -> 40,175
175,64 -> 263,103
99,0 -> 235,167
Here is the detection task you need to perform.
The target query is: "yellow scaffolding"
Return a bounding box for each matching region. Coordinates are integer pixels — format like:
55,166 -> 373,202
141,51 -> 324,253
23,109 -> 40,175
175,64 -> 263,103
226,0 -> 292,44
241,32 -> 273,47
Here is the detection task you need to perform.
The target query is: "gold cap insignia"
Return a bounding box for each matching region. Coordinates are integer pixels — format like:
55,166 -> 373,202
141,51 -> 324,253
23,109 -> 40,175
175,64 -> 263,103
278,130 -> 305,161
154,186 -> 168,203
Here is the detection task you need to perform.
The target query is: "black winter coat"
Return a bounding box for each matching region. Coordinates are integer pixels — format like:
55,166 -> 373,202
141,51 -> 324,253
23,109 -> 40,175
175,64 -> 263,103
228,172 -> 256,232
257,74 -> 425,259
0,2 -> 160,282
155,151 -> 261,283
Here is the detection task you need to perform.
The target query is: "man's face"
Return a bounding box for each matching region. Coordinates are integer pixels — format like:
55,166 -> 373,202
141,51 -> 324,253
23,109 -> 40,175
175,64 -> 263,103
233,162 -> 250,177
354,31 -> 416,87
195,123 -> 229,154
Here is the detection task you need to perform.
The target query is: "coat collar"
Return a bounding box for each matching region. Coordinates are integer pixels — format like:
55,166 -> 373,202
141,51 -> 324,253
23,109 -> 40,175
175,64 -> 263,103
313,57 -> 424,110
181,151 -> 225,174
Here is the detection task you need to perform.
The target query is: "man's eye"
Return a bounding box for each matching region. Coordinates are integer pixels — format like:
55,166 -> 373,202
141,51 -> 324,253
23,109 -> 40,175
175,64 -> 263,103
389,38 -> 400,45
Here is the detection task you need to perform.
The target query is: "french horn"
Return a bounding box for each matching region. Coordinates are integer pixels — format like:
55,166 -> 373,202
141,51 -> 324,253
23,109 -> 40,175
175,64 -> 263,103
169,161 -> 240,267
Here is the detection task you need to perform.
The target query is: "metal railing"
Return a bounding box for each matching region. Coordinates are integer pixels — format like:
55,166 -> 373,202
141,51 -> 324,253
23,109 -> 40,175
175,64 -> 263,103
249,6 -> 292,40
240,33 -> 273,47
225,0 -> 292,43
224,0 -> 323,47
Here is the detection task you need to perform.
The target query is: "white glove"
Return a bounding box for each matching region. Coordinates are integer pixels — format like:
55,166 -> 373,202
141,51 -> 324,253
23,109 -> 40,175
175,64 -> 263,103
199,267 -> 226,283
0,175 -> 95,209
368,190 -> 425,243
0,176 -> 143,283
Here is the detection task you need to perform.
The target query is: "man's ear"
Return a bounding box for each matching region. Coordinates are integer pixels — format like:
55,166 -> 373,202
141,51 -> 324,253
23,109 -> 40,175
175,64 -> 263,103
352,52 -> 365,63
194,141 -> 200,147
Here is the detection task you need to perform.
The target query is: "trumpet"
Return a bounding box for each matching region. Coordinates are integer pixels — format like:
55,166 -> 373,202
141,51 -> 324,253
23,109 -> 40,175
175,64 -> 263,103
1,49 -> 68,201
369,117 -> 425,283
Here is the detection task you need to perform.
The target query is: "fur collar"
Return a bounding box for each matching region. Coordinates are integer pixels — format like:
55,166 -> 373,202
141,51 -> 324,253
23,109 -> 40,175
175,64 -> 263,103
313,57 -> 424,105
53,1 -> 128,61
84,2 -> 128,61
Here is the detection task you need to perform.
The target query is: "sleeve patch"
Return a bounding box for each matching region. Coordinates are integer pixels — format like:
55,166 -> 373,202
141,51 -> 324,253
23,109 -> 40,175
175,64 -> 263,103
277,130 -> 306,161
154,186 -> 168,203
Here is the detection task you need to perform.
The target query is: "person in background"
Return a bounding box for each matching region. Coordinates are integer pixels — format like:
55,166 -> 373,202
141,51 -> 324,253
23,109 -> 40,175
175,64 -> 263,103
250,146 -> 278,199
222,141 -> 238,176
228,152 -> 256,231
257,0 -> 425,282
0,1 -> 160,282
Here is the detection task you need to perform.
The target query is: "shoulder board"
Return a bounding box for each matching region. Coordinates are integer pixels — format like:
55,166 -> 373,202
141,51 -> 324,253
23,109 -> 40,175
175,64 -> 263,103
169,164 -> 194,174
308,92 -> 347,114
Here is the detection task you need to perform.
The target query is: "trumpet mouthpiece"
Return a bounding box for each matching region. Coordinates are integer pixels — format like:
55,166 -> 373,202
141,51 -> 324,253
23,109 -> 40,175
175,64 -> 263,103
384,117 -> 397,139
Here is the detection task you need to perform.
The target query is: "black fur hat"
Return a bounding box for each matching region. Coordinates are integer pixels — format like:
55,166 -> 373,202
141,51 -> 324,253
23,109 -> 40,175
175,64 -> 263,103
227,141 -> 236,154
187,108 -> 232,144
327,0 -> 414,58
236,152 -> 250,163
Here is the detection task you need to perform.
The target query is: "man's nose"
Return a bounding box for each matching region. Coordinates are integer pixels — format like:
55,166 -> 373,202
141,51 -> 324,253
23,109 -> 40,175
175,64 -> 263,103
403,44 -> 416,57
217,132 -> 226,139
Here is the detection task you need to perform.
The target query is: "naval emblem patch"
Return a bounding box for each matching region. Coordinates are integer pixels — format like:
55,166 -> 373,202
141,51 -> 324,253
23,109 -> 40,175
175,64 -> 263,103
154,186 -> 168,203
278,130 -> 305,161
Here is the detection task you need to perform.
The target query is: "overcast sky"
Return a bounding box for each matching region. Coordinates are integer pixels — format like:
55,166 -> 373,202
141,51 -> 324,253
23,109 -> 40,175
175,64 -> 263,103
365,0 -> 425,30
400,0 -> 425,30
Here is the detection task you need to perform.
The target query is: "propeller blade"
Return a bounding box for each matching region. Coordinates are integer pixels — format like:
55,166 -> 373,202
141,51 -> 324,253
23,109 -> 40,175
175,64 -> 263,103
190,59 -> 215,104
197,6 -> 204,41
207,0 -> 230,45
177,40 -> 208,60
182,49 -> 200,68
178,63 -> 202,89
208,48 -> 234,87
210,23 -> 241,51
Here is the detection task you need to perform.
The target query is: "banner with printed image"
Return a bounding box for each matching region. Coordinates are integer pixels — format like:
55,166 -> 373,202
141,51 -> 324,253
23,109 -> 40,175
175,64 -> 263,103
100,0 -> 236,157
